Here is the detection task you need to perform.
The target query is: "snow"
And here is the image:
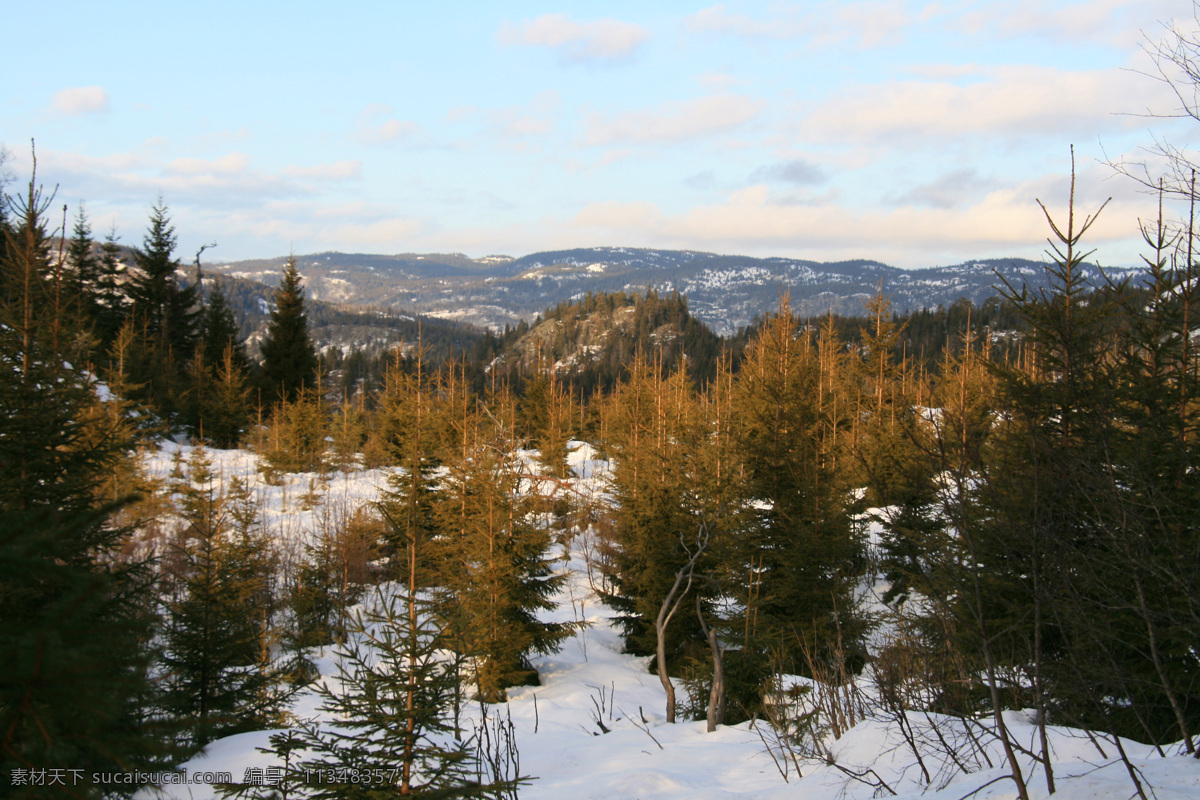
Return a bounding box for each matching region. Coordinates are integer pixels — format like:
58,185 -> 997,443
136,442 -> 1200,800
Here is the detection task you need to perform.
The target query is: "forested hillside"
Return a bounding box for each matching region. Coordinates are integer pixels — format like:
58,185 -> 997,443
2,156 -> 1198,800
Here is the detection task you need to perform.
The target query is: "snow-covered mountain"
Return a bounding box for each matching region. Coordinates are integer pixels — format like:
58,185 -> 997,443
209,248 -> 1131,335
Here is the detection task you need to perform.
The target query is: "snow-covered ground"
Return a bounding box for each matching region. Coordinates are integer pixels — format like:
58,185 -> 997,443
140,442 -> 1200,800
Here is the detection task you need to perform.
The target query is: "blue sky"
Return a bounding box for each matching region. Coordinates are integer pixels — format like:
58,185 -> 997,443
3,0 -> 1195,268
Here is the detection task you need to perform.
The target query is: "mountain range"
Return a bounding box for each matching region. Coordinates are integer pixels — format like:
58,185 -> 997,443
207,246 -> 1125,336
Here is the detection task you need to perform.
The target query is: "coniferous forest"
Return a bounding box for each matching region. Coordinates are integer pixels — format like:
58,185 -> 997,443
2,136 -> 1200,800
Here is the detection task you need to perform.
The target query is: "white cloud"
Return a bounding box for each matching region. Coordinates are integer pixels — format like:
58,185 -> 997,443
803,65 -> 1156,145
487,90 -> 562,146
831,1 -> 913,49
44,147 -> 298,206
497,14 -> 648,63
686,4 -> 799,39
283,161 -> 362,181
887,168 -> 999,209
751,159 -> 828,186
584,94 -> 765,146
563,171 -> 1152,267
167,153 -> 251,176
951,0 -> 1176,48
694,71 -> 743,90
51,86 -> 109,116
356,105 -> 423,145
687,1 -> 919,49
359,119 -> 422,145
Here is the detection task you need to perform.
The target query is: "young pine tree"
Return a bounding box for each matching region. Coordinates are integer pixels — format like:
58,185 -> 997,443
438,384 -> 571,702
260,256 -> 318,405
730,300 -> 863,676
161,447 -> 290,750
0,158 -> 165,796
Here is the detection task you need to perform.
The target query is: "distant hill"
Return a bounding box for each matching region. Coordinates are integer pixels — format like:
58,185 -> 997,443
206,247 -> 1132,336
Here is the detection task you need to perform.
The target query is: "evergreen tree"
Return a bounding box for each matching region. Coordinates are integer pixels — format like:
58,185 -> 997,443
201,276 -> 251,375
183,280 -> 253,445
601,354 -> 709,660
94,226 -> 127,355
295,589 -> 494,799
127,198 -> 199,362
261,386 -> 329,475
0,156 -> 165,796
65,202 -> 100,334
437,384 -> 571,702
730,301 -> 863,675
260,256 -> 318,404
521,367 -> 575,479
161,447 -> 290,750
123,199 -> 199,420
377,351 -> 443,583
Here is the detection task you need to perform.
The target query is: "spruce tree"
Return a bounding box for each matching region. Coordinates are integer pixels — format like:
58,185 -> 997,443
376,351 -> 443,584
437,384 -> 571,702
127,198 -> 199,361
94,227 -> 127,355
261,386 -> 329,475
200,277 -> 251,375
730,301 -> 862,675
0,155 -> 164,796
260,256 -> 318,404
601,354 -> 710,661
161,447 -> 290,750
183,281 -> 252,445
65,203 -> 101,334
124,199 -> 200,419
295,589 -> 489,798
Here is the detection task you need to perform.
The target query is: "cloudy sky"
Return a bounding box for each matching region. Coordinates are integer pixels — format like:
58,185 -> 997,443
3,0 -> 1197,268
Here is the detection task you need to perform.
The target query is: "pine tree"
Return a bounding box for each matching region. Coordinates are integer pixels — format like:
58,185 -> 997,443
260,256 -> 318,404
94,227 -> 126,355
437,384 -> 571,702
65,203 -> 101,335
124,199 -> 199,420
127,198 -> 199,361
730,300 -> 863,676
601,354 -> 709,660
376,350 -> 443,584
200,277 -> 251,375
296,589 -> 491,799
261,386 -> 329,476
161,446 -> 290,750
0,153 -> 165,796
183,279 -> 253,445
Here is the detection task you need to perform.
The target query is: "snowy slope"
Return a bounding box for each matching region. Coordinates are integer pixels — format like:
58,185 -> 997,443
139,443 -> 1199,800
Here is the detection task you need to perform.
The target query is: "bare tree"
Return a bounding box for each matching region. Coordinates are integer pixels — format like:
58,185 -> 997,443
654,524 -> 709,724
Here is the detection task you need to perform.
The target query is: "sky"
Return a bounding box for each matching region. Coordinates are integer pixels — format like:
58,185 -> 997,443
3,0 -> 1198,268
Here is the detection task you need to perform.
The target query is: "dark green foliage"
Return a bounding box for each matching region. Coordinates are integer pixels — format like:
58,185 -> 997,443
161,447 -> 290,750
183,340 -> 254,448
127,199 -> 200,362
286,507 -> 381,653
731,306 -> 863,674
93,227 -> 128,355
65,203 -> 102,337
601,356 -> 708,659
260,257 -> 318,404
437,387 -> 572,702
261,387 -> 329,475
201,278 -> 252,376
118,200 -> 201,422
182,279 -> 254,445
0,159 -> 165,797
297,590 -> 489,798
376,360 -> 442,581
